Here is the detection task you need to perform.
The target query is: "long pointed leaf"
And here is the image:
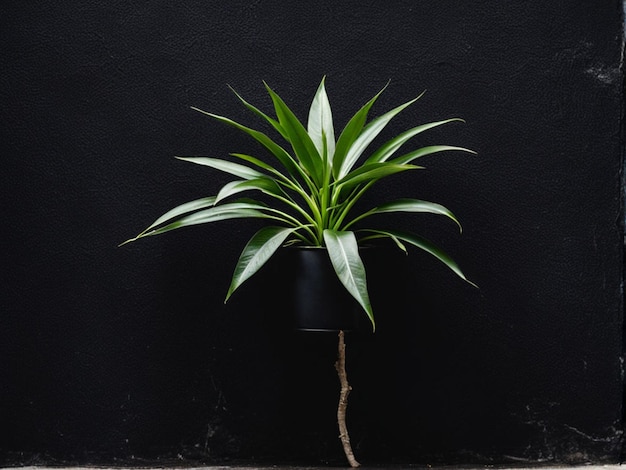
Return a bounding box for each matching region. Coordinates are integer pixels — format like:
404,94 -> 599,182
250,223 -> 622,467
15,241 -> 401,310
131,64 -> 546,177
226,226 -> 296,302
323,229 -> 375,331
363,229 -> 476,287
215,178 -> 283,204
190,106 -> 301,178
230,153 -> 287,178
176,156 -> 264,180
131,207 -> 267,240
227,85 -> 289,140
230,152 -> 314,202
307,77 -> 335,161
337,91 -> 425,180
336,162 -> 422,192
366,118 -> 465,164
333,82 -> 388,179
120,196 -> 216,245
129,200 -> 270,240
264,83 -> 324,185
390,145 -> 477,165
360,198 -> 462,232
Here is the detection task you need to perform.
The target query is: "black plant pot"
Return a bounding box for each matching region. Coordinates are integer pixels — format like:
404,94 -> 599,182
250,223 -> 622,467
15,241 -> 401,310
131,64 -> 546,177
285,247 -> 360,332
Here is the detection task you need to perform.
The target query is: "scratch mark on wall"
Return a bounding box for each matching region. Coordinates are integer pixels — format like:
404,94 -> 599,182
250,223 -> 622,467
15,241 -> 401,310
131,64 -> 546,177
564,424 -> 622,443
585,65 -> 621,85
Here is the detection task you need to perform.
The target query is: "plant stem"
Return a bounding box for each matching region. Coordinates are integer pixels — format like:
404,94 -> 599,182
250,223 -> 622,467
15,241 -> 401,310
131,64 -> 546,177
335,330 -> 360,468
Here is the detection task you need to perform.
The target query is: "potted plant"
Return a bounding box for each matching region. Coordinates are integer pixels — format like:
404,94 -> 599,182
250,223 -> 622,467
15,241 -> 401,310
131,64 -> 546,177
122,77 -> 475,466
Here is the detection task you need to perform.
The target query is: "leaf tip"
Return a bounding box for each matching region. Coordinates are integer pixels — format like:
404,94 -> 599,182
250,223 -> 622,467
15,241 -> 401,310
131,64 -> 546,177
118,238 -> 135,247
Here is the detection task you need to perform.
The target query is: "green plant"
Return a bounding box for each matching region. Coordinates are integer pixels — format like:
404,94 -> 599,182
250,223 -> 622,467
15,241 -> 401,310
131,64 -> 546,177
122,78 -> 475,331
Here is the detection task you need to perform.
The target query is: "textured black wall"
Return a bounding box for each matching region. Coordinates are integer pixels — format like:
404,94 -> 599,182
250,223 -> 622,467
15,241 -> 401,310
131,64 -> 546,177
1,0 -> 623,466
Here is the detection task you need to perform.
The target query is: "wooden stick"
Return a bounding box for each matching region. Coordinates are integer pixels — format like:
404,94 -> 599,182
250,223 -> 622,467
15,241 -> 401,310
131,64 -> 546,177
335,330 -> 361,468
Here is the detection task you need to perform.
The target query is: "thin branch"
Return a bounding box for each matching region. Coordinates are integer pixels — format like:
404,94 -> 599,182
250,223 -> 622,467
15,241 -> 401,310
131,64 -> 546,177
335,330 -> 361,468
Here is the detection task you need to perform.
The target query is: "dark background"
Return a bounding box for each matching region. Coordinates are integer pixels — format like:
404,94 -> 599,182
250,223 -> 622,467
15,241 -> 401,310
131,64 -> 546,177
1,0 -> 623,466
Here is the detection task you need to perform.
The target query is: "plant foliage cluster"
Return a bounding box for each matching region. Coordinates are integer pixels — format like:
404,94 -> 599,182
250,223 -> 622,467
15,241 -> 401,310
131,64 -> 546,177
123,78 -> 475,330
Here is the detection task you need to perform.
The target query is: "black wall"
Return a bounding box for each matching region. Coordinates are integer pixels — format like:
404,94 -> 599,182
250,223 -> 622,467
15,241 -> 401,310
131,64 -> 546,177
1,1 -> 623,466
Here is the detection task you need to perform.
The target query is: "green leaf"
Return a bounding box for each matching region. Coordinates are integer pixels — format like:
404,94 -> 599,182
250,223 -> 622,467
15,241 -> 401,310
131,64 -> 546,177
120,196 -> 217,245
145,196 -> 216,231
215,178 -> 283,204
323,229 -> 375,331
190,106 -> 302,178
230,153 -> 285,177
336,162 -> 422,192
333,82 -> 388,179
361,198 -> 462,232
307,77 -> 335,161
264,83 -> 324,185
363,229 -> 477,287
227,85 -> 289,140
366,118 -> 465,164
390,145 -> 476,165
131,200 -> 270,239
230,152 -> 310,190
359,231 -> 408,253
337,91 -> 425,180
175,156 -> 264,180
226,226 -> 296,302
